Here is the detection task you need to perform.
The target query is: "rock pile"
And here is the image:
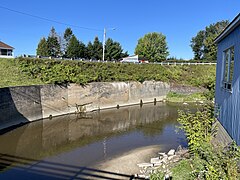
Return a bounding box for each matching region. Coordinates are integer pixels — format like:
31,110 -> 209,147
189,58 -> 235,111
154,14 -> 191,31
135,146 -> 189,179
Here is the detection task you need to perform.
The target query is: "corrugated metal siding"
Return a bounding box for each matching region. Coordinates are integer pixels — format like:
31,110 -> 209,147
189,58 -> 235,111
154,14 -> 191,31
215,25 -> 240,145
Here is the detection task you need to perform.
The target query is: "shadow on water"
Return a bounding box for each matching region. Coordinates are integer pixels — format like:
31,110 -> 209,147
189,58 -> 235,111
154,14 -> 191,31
0,153 -> 144,180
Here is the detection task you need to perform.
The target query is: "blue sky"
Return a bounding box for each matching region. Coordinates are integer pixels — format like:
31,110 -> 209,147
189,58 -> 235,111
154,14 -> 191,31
0,0 -> 239,59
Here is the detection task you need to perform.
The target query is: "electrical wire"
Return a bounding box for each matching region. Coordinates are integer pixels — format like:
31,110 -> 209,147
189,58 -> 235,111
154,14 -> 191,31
0,5 -> 102,32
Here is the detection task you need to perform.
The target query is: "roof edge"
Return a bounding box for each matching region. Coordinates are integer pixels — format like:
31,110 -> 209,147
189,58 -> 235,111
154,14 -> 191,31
214,13 -> 240,44
0,41 -> 14,49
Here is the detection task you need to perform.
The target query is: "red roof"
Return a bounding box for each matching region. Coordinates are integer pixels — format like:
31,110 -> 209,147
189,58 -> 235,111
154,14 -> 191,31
0,41 -> 14,49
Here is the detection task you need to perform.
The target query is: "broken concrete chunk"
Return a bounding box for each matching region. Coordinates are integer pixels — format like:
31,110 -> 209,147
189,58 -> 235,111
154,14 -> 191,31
153,162 -> 162,167
167,149 -> 175,156
162,157 -> 168,164
176,149 -> 189,156
137,163 -> 153,168
137,174 -> 147,178
150,157 -> 161,164
158,152 -> 166,156
168,155 -> 177,161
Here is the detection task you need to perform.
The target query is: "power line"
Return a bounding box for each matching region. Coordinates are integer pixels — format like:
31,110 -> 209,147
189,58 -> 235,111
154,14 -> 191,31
0,5 -> 102,32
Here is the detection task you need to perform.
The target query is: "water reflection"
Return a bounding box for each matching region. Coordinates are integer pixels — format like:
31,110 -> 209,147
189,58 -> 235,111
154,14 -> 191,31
0,102 -> 195,178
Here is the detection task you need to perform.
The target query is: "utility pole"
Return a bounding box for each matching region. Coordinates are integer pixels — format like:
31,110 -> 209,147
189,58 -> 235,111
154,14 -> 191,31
102,28 -> 115,61
102,28 -> 106,61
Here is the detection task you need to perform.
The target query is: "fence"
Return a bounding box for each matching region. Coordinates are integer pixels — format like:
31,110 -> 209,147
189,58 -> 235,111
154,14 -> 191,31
153,62 -> 216,65
19,56 -> 217,65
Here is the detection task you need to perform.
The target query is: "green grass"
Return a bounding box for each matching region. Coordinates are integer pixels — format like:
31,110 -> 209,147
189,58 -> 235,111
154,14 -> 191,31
0,58 -> 44,88
150,171 -> 165,180
150,159 -> 194,180
171,159 -> 194,180
166,92 -> 206,102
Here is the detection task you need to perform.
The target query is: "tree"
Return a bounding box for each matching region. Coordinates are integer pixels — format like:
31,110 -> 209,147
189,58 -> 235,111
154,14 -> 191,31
190,30 -> 205,60
120,51 -> 129,58
66,35 -> 85,59
92,36 -> 103,60
85,37 -> 103,60
86,41 -> 94,59
135,32 -> 169,62
63,27 -> 73,55
47,27 -> 61,57
64,28 -> 73,43
191,20 -> 229,61
36,37 -> 49,56
78,41 -> 86,58
105,38 -> 125,61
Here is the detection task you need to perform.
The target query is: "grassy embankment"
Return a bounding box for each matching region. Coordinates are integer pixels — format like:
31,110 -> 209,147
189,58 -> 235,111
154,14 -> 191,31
0,57 -> 216,101
0,58 -> 43,88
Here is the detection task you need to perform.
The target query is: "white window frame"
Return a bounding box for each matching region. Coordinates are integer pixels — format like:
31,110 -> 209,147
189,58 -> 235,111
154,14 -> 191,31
214,103 -> 221,119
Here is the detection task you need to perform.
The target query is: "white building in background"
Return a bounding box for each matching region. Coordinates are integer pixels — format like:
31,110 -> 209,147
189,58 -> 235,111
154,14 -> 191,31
120,55 -> 139,63
120,55 -> 149,64
0,41 -> 14,58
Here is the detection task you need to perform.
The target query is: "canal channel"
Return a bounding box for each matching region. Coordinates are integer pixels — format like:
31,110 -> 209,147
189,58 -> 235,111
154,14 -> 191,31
0,102 -> 196,179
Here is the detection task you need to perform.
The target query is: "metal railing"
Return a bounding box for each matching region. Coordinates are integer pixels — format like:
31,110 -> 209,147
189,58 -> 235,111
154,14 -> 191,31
18,56 -> 217,65
153,62 -> 216,65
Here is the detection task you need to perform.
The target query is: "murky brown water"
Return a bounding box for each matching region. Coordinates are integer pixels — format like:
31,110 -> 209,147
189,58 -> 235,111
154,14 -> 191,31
0,102 -> 195,179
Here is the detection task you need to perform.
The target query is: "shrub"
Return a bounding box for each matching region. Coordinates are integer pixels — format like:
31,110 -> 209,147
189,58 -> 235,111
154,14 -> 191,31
177,105 -> 215,154
177,105 -> 240,179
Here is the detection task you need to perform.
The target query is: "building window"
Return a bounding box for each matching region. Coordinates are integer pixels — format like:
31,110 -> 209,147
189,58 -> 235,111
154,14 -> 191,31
7,50 -> 12,56
0,49 -> 13,56
0,49 -> 7,55
222,47 -> 234,91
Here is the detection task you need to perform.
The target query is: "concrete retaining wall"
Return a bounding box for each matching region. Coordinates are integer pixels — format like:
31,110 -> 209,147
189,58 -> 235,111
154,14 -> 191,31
0,81 -> 170,130
170,84 -> 206,95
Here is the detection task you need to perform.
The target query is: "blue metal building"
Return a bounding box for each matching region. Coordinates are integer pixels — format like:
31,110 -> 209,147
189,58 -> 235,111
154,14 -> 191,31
215,13 -> 240,145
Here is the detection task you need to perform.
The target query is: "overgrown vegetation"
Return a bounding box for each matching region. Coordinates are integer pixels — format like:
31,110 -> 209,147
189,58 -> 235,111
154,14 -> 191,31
166,92 -> 206,102
177,105 -> 215,154
15,57 -> 216,86
0,58 -> 43,88
0,57 -> 216,96
151,105 -> 240,179
178,106 -> 240,179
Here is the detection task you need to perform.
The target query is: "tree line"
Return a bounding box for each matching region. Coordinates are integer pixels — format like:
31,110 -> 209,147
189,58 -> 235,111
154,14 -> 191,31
36,27 -> 128,60
37,19 -> 229,62
36,27 -> 169,62
190,20 -> 229,61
